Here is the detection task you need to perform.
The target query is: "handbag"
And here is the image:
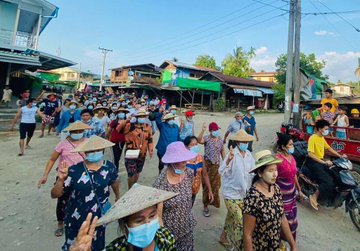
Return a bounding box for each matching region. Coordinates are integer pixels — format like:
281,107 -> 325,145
83,163 -> 111,216
125,128 -> 144,159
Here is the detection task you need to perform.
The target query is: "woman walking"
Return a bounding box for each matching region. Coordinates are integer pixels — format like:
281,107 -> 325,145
51,136 -> 120,251
106,107 -> 129,170
276,133 -> 302,240
153,141 -> 197,251
243,150 -> 297,251
10,98 -> 44,156
198,122 -> 225,217
38,121 -> 91,237
219,130 -> 255,250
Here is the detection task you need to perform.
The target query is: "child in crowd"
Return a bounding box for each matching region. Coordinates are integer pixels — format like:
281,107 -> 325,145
303,112 -> 315,135
321,102 -> 335,124
332,106 -> 349,139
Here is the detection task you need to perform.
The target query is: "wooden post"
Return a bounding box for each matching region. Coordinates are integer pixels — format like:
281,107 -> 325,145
201,91 -> 204,109
191,90 -> 195,109
179,90 -> 183,112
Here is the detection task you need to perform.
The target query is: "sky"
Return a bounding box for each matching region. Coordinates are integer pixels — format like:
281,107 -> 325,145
39,0 -> 360,83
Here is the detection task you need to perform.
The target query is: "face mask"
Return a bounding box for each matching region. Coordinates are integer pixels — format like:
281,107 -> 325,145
86,151 -> 104,163
69,105 -> 76,110
190,145 -> 200,154
70,133 -> 83,141
32,103 -> 37,108
322,129 -> 329,136
288,147 -> 295,154
92,98 -> 97,102
239,143 -> 248,152
168,120 -> 175,126
88,105 -> 93,110
84,101 -> 90,106
212,130 -> 220,137
118,113 -> 125,119
127,218 -> 160,248
187,117 -> 192,121
137,118 -> 146,124
249,111 -> 255,116
174,168 -> 184,175
102,103 -> 107,106
171,110 -> 176,115
141,103 -> 145,106
111,106 -> 118,111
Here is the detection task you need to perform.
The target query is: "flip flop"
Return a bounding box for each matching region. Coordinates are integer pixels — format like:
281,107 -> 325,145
203,207 -> 210,217
55,227 -> 64,237
18,153 -> 23,156
309,195 -> 319,210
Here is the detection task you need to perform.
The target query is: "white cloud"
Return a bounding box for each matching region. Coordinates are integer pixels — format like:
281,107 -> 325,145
319,51 -> 360,82
250,46 -> 276,72
314,30 -> 336,36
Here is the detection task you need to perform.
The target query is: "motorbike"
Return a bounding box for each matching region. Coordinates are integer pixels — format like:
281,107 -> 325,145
293,141 -> 360,231
279,123 -> 304,142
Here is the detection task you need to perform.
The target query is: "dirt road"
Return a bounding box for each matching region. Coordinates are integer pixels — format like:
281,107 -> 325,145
0,113 -> 358,251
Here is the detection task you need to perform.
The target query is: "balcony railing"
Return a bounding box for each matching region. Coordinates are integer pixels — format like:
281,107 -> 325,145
0,29 -> 36,49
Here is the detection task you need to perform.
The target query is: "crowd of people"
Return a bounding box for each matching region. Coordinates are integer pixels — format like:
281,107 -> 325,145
9,88 -> 306,251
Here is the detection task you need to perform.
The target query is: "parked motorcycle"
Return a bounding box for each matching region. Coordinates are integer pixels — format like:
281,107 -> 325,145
293,141 -> 360,231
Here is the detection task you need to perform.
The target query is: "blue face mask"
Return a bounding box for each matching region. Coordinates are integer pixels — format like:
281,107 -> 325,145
86,151 -> 104,163
137,118 -> 146,124
88,105 -> 94,110
171,110 -> 176,115
127,218 -> 160,248
212,130 -> 220,137
118,113 -> 125,119
168,120 -> 175,126
239,143 -> 248,152
249,111 -> 255,116
70,133 -> 83,141
190,145 -> 200,154
84,101 -> 90,106
174,168 -> 184,175
69,105 -> 76,110
288,147 -> 295,154
32,103 -> 37,108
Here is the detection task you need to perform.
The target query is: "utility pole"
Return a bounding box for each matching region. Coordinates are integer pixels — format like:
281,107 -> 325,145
99,47 -> 112,91
293,0 -> 302,127
284,0 -> 295,124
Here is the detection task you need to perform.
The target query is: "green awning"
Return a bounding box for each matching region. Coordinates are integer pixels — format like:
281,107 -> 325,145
176,78 -> 221,92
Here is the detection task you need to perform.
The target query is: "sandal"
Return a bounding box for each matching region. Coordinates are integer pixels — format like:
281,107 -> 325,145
309,195 -> 319,210
203,207 -> 210,217
55,227 -> 64,237
18,153 -> 23,156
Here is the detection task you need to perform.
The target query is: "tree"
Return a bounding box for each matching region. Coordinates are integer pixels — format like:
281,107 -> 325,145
275,53 -> 327,85
221,46 -> 255,78
355,58 -> 360,78
194,55 -> 218,70
272,83 -> 285,107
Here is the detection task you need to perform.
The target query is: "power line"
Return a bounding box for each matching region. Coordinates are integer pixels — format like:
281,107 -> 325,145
126,0 -> 283,58
302,10 -> 360,16
316,0 -> 360,32
129,3 -> 288,61
251,0 -> 289,12
130,12 -> 287,62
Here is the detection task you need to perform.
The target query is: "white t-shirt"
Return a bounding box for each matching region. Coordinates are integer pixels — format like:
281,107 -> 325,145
21,106 -> 38,123
94,116 -> 111,129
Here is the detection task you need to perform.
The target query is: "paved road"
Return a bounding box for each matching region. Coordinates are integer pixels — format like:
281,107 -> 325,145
0,113 -> 358,251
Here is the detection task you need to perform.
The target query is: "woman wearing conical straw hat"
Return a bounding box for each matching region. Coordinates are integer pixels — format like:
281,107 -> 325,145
70,184 -> 177,251
38,121 -> 91,238
243,150 -> 296,251
51,136 -> 120,251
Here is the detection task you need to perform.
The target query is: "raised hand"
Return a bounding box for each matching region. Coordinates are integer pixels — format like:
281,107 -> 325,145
228,145 -> 234,162
202,122 -> 207,132
58,162 -> 69,181
69,213 -> 98,251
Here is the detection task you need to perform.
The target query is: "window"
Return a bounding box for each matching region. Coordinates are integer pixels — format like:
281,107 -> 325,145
189,73 -> 195,78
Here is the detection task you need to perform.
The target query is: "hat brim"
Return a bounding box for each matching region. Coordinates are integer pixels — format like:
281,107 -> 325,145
229,134 -> 254,142
66,101 -> 79,108
93,106 -> 109,112
161,151 -> 197,164
249,158 -> 282,173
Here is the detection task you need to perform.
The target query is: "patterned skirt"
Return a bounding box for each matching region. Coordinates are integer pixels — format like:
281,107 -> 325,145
202,160 -> 221,208
224,199 -> 244,250
277,180 -> 298,240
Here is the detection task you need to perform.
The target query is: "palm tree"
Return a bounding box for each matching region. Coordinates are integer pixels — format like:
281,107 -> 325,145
355,58 -> 360,78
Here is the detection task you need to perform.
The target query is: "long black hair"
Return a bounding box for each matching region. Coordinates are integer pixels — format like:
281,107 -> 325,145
276,132 -> 292,151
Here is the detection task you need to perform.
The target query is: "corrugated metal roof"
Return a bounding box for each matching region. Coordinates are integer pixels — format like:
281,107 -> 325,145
159,60 -> 219,72
0,50 -> 41,66
200,72 -> 274,88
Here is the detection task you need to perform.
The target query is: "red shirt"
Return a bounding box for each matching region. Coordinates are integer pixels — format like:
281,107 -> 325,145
109,120 -> 125,143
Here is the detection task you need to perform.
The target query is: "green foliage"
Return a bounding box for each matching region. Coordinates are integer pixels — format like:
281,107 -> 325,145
272,83 -> 285,107
214,98 -> 225,112
275,53 -> 327,85
194,55 -> 218,70
221,47 -> 255,78
346,81 -> 360,95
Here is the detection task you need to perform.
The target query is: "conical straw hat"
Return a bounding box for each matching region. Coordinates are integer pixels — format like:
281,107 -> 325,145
228,129 -> 254,142
162,113 -> 177,121
96,184 -> 178,226
63,121 -> 93,132
72,135 -> 114,152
